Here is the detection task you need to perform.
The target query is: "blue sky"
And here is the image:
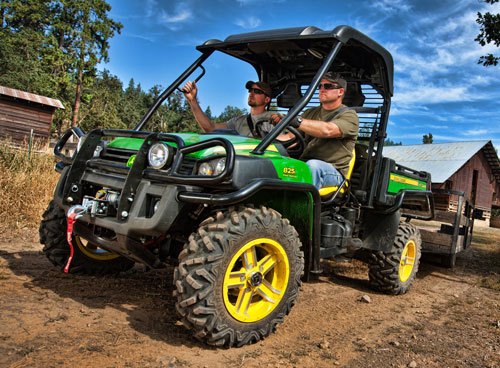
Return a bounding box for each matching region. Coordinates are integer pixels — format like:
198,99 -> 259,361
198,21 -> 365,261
103,0 -> 499,147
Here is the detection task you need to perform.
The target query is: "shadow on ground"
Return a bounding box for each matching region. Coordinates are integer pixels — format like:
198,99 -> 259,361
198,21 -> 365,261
0,249 -> 210,349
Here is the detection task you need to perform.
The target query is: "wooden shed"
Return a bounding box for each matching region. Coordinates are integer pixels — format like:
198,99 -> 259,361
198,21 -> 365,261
0,85 -> 64,146
384,141 -> 500,218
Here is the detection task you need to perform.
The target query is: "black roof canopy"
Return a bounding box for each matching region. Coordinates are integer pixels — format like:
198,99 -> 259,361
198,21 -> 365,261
197,25 -> 394,97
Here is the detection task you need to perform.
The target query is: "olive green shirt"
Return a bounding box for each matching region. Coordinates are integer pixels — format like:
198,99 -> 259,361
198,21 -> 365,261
300,104 -> 359,176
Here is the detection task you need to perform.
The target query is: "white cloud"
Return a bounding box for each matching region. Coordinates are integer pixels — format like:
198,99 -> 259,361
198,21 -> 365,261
236,0 -> 284,4
145,0 -> 157,18
126,33 -> 155,43
462,129 -> 489,136
234,16 -> 261,29
393,86 -> 469,105
371,0 -> 412,14
158,4 -> 192,30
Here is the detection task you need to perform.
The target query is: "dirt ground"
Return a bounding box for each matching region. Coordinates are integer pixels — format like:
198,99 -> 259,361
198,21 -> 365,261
0,224 -> 499,368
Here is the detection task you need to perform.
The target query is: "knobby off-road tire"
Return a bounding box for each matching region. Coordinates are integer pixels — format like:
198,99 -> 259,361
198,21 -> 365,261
368,222 -> 422,295
174,206 -> 304,347
39,200 -> 134,275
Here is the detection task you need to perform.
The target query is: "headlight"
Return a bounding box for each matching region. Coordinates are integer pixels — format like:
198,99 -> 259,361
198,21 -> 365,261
214,157 -> 226,175
148,143 -> 172,169
198,162 -> 214,175
197,157 -> 226,176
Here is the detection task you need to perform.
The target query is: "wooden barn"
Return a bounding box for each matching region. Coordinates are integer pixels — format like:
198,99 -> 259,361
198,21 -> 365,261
384,141 -> 500,218
0,85 -> 64,146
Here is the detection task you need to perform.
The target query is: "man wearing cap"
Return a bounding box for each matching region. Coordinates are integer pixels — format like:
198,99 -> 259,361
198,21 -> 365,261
182,80 -> 276,137
290,72 -> 359,189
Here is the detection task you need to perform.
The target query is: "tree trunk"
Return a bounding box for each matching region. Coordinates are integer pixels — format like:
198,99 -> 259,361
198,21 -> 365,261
71,47 -> 85,127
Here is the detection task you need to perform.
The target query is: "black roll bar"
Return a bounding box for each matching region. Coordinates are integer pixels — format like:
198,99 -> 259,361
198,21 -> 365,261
134,51 -> 214,131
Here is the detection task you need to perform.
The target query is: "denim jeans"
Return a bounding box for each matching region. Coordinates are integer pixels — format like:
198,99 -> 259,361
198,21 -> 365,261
306,159 -> 343,190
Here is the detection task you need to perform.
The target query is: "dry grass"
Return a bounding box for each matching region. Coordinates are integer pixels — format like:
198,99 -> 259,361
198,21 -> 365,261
0,139 -> 59,239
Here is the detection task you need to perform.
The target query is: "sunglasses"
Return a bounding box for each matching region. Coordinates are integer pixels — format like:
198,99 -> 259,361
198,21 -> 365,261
248,88 -> 266,95
318,83 -> 343,90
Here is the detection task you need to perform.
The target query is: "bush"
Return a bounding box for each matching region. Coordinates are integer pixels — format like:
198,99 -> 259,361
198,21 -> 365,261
0,139 -> 59,239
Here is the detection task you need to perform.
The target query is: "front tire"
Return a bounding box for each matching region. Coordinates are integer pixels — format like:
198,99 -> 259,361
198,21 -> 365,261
368,222 -> 422,295
39,200 -> 134,275
174,206 -> 304,347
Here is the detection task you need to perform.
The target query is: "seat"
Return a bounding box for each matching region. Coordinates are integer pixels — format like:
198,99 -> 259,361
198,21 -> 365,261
318,149 -> 356,198
276,83 -> 302,108
342,82 -> 365,107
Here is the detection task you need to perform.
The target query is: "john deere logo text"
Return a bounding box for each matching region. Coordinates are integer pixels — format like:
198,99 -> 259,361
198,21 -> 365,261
127,155 -> 136,167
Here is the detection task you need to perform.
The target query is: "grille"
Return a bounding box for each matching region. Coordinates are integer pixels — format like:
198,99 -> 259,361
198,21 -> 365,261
177,157 -> 197,175
100,147 -> 136,164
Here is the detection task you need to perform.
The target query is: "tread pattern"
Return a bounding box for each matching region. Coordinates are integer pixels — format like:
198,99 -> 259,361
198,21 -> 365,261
39,200 -> 134,275
174,206 -> 304,347
368,222 -> 422,295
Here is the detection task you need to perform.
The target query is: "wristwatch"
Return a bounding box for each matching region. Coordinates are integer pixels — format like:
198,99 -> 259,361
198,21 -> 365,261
294,116 -> 303,128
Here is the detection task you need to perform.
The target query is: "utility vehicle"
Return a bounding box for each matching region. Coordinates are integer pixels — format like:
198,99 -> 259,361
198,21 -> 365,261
40,25 -> 434,347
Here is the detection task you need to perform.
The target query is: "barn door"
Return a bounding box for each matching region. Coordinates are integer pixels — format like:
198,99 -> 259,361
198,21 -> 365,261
471,169 -> 479,206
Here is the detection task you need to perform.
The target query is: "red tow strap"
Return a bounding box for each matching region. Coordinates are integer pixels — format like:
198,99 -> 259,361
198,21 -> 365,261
64,206 -> 86,273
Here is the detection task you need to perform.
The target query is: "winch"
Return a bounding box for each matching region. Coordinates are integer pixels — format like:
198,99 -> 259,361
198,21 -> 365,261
82,189 -> 120,217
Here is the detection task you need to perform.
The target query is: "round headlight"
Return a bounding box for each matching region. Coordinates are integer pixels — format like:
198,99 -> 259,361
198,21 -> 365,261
198,162 -> 214,176
148,143 -> 170,169
214,158 -> 226,175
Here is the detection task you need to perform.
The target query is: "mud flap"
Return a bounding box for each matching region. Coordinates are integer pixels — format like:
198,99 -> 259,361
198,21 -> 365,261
360,210 -> 401,252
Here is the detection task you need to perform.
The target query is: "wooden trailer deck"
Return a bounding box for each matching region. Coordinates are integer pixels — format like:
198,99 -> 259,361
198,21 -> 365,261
413,189 -> 475,267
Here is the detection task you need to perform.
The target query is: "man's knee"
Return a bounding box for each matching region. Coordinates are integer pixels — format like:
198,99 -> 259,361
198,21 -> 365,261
306,159 -> 323,172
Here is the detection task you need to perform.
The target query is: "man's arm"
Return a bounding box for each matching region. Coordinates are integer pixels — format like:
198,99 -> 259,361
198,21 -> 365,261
297,110 -> 358,139
183,81 -> 227,132
298,118 -> 343,138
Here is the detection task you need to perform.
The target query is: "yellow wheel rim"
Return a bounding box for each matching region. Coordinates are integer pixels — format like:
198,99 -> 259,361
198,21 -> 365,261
75,236 -> 120,261
223,238 -> 290,323
399,239 -> 416,283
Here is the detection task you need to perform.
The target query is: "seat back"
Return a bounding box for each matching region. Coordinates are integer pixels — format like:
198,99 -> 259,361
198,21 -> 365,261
277,83 -> 303,109
318,149 -> 356,197
343,82 -> 365,107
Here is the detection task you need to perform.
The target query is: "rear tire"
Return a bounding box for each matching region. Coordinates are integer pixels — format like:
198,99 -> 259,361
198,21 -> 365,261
368,222 -> 421,295
174,206 -> 304,347
39,200 -> 134,275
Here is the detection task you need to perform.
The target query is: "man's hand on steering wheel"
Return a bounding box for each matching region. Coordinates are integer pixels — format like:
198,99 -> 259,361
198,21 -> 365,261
254,117 -> 305,158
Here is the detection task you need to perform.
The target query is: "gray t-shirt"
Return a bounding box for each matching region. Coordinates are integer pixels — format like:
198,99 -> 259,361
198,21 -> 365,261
226,111 -> 275,137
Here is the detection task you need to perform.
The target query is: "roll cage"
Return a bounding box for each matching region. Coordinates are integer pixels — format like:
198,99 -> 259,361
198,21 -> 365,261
134,25 -> 395,209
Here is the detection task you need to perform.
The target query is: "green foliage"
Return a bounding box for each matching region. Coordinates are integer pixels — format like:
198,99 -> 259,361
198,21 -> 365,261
476,0 -> 500,66
423,133 -> 433,144
385,138 -> 402,146
215,105 -> 248,123
0,0 -> 245,137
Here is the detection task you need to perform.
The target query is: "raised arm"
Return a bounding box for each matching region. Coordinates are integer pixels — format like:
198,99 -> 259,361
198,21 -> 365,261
182,81 -> 227,132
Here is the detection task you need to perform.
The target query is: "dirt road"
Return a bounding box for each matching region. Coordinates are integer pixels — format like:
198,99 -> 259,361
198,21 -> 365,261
0,226 -> 498,368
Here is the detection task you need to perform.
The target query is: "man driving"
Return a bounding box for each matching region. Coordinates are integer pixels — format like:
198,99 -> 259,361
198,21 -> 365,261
291,72 -> 359,189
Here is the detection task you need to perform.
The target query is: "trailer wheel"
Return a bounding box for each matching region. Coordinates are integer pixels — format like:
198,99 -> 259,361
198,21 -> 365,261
39,200 -> 134,275
368,222 -> 421,295
174,206 -> 304,347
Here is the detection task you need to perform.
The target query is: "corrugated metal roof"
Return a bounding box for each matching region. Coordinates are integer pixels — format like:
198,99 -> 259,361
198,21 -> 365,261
0,85 -> 64,109
383,141 -> 499,183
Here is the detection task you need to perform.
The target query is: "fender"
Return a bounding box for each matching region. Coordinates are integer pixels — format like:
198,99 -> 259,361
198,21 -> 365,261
360,210 -> 401,252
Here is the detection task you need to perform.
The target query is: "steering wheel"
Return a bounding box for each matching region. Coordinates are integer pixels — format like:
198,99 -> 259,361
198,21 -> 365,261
254,119 -> 305,158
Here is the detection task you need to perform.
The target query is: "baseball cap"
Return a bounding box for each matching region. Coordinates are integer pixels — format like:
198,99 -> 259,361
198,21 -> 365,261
322,72 -> 347,90
245,80 -> 272,96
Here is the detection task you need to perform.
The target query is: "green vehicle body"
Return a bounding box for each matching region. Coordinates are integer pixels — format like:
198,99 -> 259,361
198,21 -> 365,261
41,25 -> 435,347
